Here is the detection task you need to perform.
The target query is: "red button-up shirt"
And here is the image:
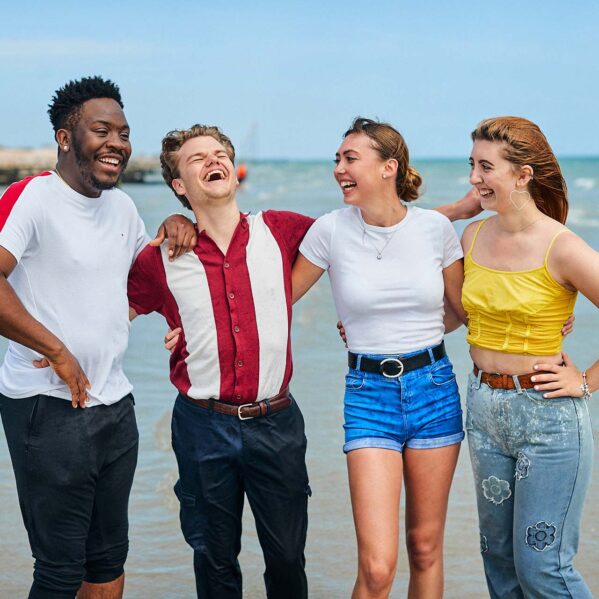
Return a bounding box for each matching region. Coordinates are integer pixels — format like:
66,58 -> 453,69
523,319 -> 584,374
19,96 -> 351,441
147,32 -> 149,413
128,210 -> 314,404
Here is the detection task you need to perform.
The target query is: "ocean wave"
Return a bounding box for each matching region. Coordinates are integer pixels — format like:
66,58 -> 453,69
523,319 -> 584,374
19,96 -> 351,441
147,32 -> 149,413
567,207 -> 599,228
574,178 -> 596,190
153,410 -> 172,452
157,470 -> 179,511
257,191 -> 273,202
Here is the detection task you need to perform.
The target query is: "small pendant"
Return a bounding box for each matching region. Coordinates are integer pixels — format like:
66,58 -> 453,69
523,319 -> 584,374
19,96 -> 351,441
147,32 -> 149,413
376,254 -> 382,260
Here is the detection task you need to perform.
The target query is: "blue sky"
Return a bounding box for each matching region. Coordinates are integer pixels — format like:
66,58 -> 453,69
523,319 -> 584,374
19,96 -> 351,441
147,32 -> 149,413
2,1 -> 598,159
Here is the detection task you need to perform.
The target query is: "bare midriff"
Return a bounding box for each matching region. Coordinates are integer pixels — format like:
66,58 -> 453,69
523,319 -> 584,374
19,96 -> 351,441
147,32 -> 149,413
470,346 -> 563,375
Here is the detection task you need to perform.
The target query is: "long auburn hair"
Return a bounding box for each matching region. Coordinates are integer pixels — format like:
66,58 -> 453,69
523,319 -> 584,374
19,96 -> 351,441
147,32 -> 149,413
471,116 -> 568,224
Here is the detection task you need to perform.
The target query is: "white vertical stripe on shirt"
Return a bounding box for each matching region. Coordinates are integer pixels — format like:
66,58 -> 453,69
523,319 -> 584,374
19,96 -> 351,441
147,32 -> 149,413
246,215 -> 288,399
161,246 -> 221,399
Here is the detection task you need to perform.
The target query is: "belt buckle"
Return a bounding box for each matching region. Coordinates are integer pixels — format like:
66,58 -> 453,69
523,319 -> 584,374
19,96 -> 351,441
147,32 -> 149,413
490,372 -> 503,388
380,357 -> 404,378
237,402 -> 256,420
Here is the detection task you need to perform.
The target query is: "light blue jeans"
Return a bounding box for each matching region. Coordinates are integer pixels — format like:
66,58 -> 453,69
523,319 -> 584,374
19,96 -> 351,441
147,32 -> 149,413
466,372 -> 593,599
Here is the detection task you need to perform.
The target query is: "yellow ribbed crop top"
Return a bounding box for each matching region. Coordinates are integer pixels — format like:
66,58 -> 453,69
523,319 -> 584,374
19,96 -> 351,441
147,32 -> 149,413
462,220 -> 577,355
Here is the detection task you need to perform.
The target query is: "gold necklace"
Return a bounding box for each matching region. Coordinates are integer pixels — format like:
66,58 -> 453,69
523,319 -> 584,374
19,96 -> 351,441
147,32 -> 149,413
517,217 -> 544,232
498,217 -> 544,234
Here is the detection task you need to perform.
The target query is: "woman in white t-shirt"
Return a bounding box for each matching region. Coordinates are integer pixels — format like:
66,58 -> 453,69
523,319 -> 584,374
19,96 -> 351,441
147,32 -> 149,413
293,117 -> 467,598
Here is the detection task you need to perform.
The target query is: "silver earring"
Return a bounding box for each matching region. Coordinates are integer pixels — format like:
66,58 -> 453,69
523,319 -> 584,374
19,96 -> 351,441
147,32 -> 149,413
382,174 -> 387,179
63,145 -> 68,150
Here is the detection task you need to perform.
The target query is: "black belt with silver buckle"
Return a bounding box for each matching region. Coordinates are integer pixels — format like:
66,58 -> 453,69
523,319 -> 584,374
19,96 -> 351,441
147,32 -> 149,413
348,342 -> 446,378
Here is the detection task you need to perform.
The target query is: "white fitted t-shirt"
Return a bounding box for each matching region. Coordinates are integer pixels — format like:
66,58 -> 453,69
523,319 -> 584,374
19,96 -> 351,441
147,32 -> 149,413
299,205 -> 463,354
0,172 -> 148,406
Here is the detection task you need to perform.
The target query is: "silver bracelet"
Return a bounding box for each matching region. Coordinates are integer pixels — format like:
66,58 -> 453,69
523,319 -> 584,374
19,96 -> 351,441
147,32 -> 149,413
580,371 -> 592,400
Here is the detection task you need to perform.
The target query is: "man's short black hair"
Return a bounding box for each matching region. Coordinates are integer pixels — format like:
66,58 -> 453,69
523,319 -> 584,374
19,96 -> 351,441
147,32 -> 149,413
47,76 -> 124,132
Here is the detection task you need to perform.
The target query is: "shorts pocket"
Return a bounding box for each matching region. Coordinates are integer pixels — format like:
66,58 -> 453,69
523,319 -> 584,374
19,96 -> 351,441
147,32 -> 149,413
522,388 -> 573,405
429,359 -> 457,387
345,372 -> 365,392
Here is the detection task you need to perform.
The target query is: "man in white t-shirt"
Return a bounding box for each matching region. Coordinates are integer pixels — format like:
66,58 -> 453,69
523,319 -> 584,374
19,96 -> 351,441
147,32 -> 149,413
0,77 -> 194,599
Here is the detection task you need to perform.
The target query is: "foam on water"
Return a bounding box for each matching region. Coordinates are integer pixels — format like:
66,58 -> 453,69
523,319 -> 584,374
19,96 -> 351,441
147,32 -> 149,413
574,177 -> 596,190
566,206 -> 599,228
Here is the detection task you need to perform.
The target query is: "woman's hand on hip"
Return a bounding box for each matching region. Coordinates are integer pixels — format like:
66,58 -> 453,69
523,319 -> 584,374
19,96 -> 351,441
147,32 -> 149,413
531,352 -> 583,398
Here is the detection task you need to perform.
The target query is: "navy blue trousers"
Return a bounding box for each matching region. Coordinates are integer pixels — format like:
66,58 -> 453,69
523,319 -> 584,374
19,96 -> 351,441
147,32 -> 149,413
172,393 -> 310,599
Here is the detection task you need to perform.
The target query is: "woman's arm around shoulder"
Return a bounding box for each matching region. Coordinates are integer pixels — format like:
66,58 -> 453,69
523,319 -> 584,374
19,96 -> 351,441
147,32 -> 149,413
443,259 -> 467,326
435,188 -> 482,222
549,230 -> 599,299
292,254 -> 325,304
533,230 -> 599,398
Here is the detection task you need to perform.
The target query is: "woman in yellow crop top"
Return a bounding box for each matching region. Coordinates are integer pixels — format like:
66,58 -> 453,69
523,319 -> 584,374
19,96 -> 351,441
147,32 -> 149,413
461,116 -> 596,598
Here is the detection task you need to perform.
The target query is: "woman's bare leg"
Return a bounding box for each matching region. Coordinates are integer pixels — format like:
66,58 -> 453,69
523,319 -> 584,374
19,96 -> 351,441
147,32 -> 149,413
403,444 -> 460,599
348,448 -> 403,599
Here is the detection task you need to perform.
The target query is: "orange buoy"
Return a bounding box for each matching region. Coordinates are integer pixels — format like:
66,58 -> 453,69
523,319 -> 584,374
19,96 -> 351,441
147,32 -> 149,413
236,163 -> 248,184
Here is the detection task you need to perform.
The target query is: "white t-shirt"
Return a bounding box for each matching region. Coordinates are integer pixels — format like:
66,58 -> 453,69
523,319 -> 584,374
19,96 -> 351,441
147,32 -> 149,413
0,172 -> 148,406
299,205 -> 463,354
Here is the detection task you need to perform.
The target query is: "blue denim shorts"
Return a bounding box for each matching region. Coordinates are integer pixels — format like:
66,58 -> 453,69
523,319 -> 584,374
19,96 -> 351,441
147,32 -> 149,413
343,346 -> 464,453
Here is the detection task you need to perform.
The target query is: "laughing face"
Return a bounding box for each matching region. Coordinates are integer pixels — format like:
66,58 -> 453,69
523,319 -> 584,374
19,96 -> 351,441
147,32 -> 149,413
66,98 -> 131,196
469,139 -> 521,211
170,136 -> 237,207
333,133 -> 390,207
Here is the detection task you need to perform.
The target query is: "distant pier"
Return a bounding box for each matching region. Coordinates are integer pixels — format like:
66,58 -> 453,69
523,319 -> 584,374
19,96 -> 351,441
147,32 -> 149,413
0,147 -> 160,185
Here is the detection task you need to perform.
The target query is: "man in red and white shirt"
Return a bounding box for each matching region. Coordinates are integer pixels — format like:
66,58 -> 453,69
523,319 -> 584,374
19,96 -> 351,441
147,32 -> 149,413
127,125 -> 314,599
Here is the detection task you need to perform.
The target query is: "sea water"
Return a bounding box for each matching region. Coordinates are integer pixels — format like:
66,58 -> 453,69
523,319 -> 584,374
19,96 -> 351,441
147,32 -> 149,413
0,159 -> 598,597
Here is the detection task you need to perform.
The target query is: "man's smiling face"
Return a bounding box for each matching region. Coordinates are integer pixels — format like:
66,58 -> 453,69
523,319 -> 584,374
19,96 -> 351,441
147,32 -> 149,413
66,97 -> 131,197
171,135 -> 237,207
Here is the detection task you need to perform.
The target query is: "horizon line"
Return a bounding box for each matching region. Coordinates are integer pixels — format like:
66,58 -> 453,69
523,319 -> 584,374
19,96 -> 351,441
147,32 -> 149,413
1,146 -> 598,163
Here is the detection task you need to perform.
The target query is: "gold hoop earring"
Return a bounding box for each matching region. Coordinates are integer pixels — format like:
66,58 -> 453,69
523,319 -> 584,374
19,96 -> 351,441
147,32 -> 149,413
509,188 -> 532,211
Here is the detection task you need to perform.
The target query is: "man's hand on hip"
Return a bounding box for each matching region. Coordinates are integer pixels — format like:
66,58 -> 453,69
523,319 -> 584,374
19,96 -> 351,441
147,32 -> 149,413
33,347 -> 91,408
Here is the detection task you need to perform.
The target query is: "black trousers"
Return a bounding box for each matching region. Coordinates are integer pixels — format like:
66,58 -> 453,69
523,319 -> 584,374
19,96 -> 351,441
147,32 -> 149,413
0,394 -> 138,599
172,393 -> 310,599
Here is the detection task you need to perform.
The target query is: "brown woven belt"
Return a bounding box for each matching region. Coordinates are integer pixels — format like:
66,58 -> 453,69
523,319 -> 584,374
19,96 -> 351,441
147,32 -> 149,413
184,387 -> 291,420
473,366 -> 547,390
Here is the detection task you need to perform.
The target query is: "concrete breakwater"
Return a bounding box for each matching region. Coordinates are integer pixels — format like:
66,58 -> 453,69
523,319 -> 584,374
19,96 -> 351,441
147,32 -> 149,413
0,147 -> 160,185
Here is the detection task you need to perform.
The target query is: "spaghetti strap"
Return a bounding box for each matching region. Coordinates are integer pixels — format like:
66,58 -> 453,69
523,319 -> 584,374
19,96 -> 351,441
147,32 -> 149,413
544,229 -> 568,265
466,219 -> 488,256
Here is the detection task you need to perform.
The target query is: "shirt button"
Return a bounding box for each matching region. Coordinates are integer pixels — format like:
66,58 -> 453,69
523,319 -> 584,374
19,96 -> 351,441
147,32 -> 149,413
233,325 -> 240,333
237,360 -> 243,367
236,394 -> 242,400
229,292 -> 235,299
224,262 -> 230,268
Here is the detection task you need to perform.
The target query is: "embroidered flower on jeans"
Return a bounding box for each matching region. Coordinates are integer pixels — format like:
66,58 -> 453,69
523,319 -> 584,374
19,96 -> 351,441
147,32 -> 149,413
482,475 -> 512,505
480,533 -> 488,554
526,521 -> 557,551
515,452 -> 530,480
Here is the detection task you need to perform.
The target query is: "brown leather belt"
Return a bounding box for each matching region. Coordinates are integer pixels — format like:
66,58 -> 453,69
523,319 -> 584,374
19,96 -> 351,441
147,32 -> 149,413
184,387 -> 291,420
473,366 -> 546,390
